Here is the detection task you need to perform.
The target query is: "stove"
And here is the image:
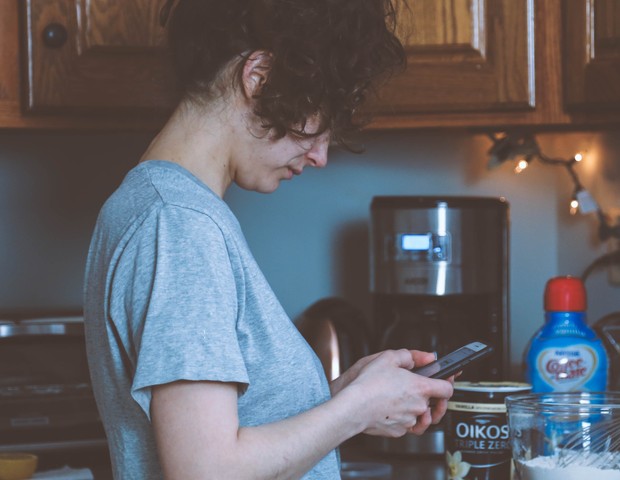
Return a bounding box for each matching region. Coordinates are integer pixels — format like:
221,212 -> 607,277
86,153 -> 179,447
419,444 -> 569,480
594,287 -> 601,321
0,382 -> 91,398
0,314 -> 106,454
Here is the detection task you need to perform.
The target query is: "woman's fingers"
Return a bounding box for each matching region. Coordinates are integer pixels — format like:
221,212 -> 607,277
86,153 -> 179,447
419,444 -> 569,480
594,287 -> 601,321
410,408 -> 432,435
351,350 -> 454,438
431,398 -> 449,425
410,350 -> 436,368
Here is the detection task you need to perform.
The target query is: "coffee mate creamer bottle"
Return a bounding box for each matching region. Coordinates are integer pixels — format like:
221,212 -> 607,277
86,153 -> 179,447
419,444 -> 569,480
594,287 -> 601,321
526,276 -> 608,392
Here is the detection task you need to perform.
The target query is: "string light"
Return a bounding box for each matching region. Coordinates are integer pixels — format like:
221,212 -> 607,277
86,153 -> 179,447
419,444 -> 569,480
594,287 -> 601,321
486,132 -> 620,242
570,197 -> 580,216
514,159 -> 530,174
487,131 -> 620,280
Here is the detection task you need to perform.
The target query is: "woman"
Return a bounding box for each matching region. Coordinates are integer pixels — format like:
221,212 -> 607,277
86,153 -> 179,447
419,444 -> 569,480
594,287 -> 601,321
83,1 -> 455,478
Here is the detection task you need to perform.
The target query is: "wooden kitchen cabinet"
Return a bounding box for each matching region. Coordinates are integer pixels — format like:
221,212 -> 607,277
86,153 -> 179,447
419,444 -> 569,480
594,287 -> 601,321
0,0 -> 172,130
0,0 -> 619,130
21,0 -> 176,113
367,0 -> 536,116
367,0 -> 620,129
564,0 -> 620,112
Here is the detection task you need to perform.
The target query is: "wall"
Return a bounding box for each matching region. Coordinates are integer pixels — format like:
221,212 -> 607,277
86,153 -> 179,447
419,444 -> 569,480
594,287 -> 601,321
0,131 -> 148,312
0,129 -> 618,378
227,130 -> 620,376
547,132 -> 620,324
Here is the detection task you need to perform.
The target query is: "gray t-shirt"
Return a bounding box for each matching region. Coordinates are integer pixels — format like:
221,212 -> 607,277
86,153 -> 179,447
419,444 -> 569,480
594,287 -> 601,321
83,160 -> 339,479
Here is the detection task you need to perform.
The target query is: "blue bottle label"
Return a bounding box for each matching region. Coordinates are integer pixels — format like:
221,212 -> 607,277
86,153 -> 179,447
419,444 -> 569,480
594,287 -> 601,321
529,341 -> 608,392
527,311 -> 609,393
536,345 -> 599,390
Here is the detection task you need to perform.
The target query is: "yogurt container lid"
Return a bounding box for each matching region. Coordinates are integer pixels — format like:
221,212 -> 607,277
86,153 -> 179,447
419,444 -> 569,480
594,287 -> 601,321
454,381 -> 532,393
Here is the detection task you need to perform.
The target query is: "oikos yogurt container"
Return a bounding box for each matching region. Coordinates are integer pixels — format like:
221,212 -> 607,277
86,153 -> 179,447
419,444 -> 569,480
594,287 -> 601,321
445,382 -> 531,480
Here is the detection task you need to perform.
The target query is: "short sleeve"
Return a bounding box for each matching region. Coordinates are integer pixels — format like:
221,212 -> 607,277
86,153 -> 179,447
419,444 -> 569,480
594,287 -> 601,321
110,205 -> 249,420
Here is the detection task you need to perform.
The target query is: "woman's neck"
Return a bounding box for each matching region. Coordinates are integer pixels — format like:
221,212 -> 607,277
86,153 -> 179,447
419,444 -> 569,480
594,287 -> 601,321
140,101 -> 237,198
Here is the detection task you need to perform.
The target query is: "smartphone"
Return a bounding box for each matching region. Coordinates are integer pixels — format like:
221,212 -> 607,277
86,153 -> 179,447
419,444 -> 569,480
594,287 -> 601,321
411,341 -> 493,379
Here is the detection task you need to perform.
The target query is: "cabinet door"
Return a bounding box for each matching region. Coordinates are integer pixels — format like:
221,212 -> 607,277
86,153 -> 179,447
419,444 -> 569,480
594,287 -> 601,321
366,0 -> 535,115
564,0 -> 620,111
0,0 -> 20,118
21,0 -> 176,113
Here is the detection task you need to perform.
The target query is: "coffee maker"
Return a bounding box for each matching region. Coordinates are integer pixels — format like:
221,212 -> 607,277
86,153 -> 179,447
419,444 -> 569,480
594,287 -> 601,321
368,196 -> 510,454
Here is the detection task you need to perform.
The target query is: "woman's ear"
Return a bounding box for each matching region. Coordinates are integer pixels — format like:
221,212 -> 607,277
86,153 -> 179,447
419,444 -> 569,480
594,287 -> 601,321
241,50 -> 273,99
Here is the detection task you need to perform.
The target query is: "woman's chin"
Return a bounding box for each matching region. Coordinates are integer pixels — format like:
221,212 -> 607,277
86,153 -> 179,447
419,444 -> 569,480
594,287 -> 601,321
250,180 -> 281,194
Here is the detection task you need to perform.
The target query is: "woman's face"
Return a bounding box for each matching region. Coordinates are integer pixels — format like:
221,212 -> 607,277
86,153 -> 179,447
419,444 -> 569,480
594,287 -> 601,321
234,118 -> 330,193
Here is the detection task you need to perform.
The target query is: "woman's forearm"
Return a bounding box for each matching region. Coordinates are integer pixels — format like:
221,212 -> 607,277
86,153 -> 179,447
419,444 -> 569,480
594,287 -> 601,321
153,380 -> 365,480
153,351 -> 453,480
233,386 -> 364,479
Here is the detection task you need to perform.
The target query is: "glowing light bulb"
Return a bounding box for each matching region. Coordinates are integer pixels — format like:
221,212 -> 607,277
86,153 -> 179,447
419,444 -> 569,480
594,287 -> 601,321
514,159 -> 529,174
574,153 -> 583,162
570,199 -> 579,215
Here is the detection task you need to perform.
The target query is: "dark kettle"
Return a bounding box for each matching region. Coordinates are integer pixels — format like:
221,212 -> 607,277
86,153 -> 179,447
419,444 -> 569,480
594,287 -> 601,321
296,297 -> 370,381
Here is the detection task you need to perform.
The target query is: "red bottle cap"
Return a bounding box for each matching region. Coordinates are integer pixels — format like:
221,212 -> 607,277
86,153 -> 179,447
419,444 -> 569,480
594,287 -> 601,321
544,276 -> 587,312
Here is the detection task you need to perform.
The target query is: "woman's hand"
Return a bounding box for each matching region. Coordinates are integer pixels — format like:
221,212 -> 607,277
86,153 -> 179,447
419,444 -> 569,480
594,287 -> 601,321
332,349 -> 454,438
329,352 -> 381,397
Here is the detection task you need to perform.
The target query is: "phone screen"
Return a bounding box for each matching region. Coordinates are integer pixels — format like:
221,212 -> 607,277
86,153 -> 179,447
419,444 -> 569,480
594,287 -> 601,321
412,342 -> 492,379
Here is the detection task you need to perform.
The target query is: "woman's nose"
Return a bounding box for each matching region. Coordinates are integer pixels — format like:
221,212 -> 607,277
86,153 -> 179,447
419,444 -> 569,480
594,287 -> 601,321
306,132 -> 329,168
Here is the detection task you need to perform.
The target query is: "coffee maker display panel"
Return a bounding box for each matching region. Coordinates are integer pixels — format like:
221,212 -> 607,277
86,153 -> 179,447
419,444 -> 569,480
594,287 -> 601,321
371,197 -> 507,298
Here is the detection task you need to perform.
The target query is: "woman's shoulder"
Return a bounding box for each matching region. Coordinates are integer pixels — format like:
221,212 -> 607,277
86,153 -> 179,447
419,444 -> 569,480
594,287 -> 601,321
135,160 -> 237,226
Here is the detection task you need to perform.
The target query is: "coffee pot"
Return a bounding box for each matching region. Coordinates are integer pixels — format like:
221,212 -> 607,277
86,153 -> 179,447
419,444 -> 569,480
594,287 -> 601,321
368,196 -> 511,455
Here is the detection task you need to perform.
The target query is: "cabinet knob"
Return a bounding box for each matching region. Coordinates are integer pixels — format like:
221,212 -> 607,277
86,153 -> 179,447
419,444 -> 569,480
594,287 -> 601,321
42,23 -> 68,48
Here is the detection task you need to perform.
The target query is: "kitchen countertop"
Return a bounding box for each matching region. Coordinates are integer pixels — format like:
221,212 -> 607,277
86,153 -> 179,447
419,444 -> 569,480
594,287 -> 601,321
31,449 -> 113,480
88,451 -> 445,480
340,438 -> 447,480
87,458 -> 443,480
55,439 -> 447,480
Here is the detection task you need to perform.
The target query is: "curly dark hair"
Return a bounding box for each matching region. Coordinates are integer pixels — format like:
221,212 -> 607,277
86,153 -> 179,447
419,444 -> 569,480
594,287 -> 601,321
161,0 -> 405,147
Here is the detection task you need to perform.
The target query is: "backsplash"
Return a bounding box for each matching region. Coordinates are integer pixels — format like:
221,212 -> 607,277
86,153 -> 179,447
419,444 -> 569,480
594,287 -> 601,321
0,129 -> 617,375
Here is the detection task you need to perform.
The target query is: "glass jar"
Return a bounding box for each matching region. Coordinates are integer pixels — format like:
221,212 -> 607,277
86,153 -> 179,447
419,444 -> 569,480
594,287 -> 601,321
506,392 -> 620,480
